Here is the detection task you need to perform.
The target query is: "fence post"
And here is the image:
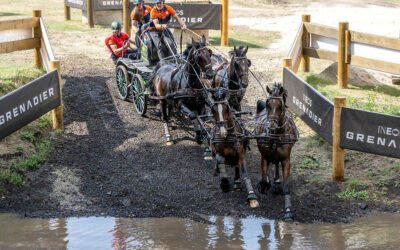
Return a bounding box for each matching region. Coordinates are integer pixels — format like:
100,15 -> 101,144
50,60 -> 64,130
281,58 -> 292,86
300,14 -> 310,72
338,22 -> 349,88
64,5 -> 71,21
32,10 -> 42,69
87,0 -> 94,28
123,0 -> 131,36
332,97 -> 346,181
221,0 -> 228,46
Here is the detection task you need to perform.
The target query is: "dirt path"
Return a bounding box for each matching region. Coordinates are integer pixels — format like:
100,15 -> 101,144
1,0 -> 399,223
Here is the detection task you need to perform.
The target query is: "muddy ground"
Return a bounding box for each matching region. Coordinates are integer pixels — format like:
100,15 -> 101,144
1,0 -> 400,223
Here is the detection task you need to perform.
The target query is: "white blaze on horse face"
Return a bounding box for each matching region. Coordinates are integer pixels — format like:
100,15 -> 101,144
218,103 -> 227,137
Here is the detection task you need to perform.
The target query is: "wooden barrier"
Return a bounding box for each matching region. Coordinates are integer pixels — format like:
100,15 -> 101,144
281,58 -> 292,85
332,97 -> 346,181
221,0 -> 228,46
87,0 -> 94,28
64,5 -> 71,21
0,10 -> 63,130
300,15 -> 310,72
297,15 -> 400,83
123,0 -> 130,36
337,22 -> 349,88
285,15 -> 400,181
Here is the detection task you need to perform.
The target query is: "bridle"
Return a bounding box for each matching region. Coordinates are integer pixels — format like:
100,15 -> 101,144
190,46 -> 213,79
265,96 -> 288,134
230,56 -> 249,88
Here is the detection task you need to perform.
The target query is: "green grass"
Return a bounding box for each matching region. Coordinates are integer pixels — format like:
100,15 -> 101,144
302,74 -> 400,116
0,140 -> 52,186
299,156 -> 319,169
209,26 -> 281,48
0,64 -> 45,97
337,178 -> 369,200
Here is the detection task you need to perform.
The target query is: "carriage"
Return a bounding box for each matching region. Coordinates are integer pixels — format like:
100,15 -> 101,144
114,29 -> 180,116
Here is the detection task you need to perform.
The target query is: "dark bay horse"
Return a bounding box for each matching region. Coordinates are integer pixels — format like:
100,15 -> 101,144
206,88 -> 259,208
211,45 -> 251,112
202,46 -> 251,159
255,83 -> 298,220
152,35 -> 214,145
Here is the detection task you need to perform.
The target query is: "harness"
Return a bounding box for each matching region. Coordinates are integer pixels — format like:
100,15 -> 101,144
255,96 -> 298,145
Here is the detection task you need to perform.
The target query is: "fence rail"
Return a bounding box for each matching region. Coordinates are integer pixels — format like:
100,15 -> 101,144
0,10 -> 63,137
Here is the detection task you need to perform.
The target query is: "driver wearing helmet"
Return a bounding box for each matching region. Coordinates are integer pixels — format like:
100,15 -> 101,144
149,0 -> 186,59
105,21 -> 137,61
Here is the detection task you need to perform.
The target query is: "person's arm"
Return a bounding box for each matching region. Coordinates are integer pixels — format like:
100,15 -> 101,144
153,19 -> 167,31
110,44 -> 125,55
132,20 -> 139,33
173,14 -> 186,30
128,37 -> 136,45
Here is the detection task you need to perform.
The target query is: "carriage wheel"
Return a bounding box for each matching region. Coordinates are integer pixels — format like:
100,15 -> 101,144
131,74 -> 147,116
115,65 -> 130,100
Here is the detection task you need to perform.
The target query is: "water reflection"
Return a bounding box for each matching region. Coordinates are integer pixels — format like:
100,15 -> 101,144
0,212 -> 399,249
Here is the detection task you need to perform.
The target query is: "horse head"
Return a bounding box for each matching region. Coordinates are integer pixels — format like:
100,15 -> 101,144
265,83 -> 288,134
188,35 -> 214,80
211,87 -> 231,139
228,45 -> 251,88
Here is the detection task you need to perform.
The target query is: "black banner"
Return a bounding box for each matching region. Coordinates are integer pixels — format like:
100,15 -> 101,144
65,0 -> 86,10
66,0 -> 221,29
0,70 -> 61,140
166,3 -> 221,30
340,108 -> 400,159
283,68 -> 334,144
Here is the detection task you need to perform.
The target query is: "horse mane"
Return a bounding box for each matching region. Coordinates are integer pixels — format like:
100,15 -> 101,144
256,83 -> 288,115
271,82 -> 288,107
133,6 -> 144,23
183,43 -> 193,59
228,45 -> 246,58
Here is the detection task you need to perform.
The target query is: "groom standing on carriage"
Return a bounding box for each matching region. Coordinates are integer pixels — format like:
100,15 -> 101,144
149,0 -> 187,59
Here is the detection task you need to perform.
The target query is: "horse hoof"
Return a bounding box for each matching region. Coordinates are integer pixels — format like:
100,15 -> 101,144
283,211 -> 294,221
203,150 -> 212,160
249,199 -> 259,209
166,141 -> 174,146
233,181 -> 242,191
257,181 -> 271,194
219,178 -> 230,193
271,181 -> 283,195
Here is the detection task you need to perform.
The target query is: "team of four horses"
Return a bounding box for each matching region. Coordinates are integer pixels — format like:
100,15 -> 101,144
116,34 -> 298,221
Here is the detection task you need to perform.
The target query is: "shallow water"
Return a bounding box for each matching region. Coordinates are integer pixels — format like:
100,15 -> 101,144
1,211 -> 400,249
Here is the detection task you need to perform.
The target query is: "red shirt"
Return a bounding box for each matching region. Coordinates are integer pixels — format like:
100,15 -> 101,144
150,4 -> 175,24
106,32 -> 130,57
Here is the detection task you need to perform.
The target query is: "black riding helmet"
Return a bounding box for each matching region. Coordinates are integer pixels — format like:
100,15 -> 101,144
111,21 -> 121,32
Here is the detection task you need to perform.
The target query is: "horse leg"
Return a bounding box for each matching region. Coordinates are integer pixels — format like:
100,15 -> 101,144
232,166 -> 242,191
272,162 -> 283,195
167,104 -> 174,131
216,155 -> 230,192
161,100 -> 173,145
192,118 -> 202,145
257,157 -> 271,194
281,159 -> 293,221
203,139 -> 212,160
240,155 -> 259,208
